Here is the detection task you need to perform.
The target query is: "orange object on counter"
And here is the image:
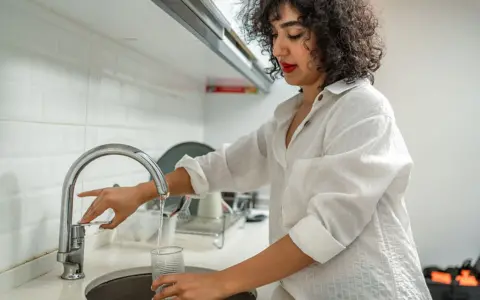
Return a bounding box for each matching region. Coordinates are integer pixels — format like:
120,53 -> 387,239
206,85 -> 259,94
431,271 -> 452,284
456,270 -> 479,286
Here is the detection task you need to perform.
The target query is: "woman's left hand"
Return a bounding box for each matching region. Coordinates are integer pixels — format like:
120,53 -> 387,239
152,271 -> 232,300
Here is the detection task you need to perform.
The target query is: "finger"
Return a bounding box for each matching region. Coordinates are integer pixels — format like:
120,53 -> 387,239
77,188 -> 103,197
80,195 -> 101,223
80,195 -> 107,223
100,214 -> 126,229
153,283 -> 179,300
152,275 -> 178,290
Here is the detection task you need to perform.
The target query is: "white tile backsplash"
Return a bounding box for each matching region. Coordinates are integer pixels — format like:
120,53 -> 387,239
0,0 -> 205,278
0,121 -> 86,157
0,82 -> 44,121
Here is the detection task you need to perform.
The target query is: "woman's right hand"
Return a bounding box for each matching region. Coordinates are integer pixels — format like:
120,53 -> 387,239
78,184 -> 151,229
77,168 -> 194,229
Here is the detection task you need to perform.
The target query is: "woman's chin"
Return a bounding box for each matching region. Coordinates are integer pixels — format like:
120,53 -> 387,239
283,72 -> 325,89
283,75 -> 302,86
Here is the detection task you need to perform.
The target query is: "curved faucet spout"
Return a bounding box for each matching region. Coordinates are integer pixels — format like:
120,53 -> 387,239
57,143 -> 169,280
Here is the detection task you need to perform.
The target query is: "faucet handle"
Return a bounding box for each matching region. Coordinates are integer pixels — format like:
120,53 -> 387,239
77,220 -> 112,227
71,225 -> 86,251
71,224 -> 86,238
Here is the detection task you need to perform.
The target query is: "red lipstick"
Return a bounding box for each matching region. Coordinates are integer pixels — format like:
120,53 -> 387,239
280,62 -> 297,73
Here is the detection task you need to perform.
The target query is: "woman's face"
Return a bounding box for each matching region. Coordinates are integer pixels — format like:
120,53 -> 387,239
271,4 -> 323,88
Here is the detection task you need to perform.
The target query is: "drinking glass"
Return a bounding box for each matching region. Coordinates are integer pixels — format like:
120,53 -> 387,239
151,246 -> 185,297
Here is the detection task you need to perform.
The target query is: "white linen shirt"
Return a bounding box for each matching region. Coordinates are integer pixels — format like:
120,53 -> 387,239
175,78 -> 432,300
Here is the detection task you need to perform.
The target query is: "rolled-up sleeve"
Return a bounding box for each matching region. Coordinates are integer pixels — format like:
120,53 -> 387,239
175,120 -> 273,197
289,113 -> 413,264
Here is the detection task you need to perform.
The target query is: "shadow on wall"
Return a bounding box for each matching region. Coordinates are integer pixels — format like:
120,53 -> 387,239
0,172 -> 55,275
0,173 -> 21,274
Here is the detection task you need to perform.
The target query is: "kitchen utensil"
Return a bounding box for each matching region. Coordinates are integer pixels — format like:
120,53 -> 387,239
197,192 -> 223,219
151,246 -> 185,296
77,221 -> 112,226
168,195 -> 191,218
112,210 -> 160,243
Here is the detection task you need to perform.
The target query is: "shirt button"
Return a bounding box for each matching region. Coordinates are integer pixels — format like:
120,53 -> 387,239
304,120 -> 310,127
318,94 -> 323,101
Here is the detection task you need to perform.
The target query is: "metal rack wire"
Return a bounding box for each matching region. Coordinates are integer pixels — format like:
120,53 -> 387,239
174,196 -> 249,249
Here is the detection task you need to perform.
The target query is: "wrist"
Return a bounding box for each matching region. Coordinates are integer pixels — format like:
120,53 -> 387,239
135,181 -> 157,205
216,269 -> 242,297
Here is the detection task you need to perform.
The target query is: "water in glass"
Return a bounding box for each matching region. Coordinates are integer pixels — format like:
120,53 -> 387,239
151,246 -> 185,297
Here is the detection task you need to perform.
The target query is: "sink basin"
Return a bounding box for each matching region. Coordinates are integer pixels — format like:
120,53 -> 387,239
85,266 -> 257,300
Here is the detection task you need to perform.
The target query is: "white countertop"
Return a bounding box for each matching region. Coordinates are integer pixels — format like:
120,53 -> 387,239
0,218 -> 279,300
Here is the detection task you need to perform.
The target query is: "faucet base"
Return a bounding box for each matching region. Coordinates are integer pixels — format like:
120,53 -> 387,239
61,263 -> 85,280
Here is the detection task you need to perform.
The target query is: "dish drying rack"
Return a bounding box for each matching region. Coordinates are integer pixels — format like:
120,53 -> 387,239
174,195 -> 249,249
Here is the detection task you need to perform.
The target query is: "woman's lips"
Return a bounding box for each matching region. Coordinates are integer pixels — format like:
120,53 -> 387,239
280,62 -> 297,73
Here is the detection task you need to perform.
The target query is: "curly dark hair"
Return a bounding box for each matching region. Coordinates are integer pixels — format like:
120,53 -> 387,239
237,0 -> 385,89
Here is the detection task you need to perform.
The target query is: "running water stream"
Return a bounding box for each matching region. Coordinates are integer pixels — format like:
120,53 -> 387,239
156,200 -> 165,247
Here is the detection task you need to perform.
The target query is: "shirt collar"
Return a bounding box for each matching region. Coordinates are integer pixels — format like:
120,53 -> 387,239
324,77 -> 370,95
273,77 -> 370,122
273,93 -> 302,123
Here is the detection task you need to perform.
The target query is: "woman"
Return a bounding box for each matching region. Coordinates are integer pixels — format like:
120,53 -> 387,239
79,0 -> 432,299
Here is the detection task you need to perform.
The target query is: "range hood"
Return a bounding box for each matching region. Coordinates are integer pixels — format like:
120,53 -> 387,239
151,0 -> 273,93
29,0 -> 273,93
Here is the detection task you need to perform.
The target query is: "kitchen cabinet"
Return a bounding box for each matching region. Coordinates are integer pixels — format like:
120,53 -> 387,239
30,0 -> 273,93
210,0 -> 271,70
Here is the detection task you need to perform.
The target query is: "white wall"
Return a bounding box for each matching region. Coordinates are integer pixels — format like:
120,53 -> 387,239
205,0 -> 480,267
373,0 -> 480,267
0,0 -> 204,275
204,80 -> 297,148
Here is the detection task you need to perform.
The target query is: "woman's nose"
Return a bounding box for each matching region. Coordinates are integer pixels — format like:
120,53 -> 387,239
272,37 -> 288,58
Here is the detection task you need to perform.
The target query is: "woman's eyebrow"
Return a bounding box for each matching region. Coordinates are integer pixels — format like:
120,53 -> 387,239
279,20 -> 302,28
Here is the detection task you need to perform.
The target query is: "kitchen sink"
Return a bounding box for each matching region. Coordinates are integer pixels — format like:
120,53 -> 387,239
85,266 -> 257,300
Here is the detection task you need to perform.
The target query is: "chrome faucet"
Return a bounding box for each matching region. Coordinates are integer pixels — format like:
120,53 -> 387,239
57,143 -> 170,280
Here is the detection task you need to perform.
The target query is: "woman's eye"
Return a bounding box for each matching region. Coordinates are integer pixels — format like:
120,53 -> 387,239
288,33 -> 304,40
272,33 -> 278,39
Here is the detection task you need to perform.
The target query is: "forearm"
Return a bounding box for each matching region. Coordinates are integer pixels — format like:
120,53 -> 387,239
221,235 -> 314,295
136,167 -> 194,203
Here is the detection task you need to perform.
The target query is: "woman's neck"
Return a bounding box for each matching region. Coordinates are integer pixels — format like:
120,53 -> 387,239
301,74 -> 326,105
